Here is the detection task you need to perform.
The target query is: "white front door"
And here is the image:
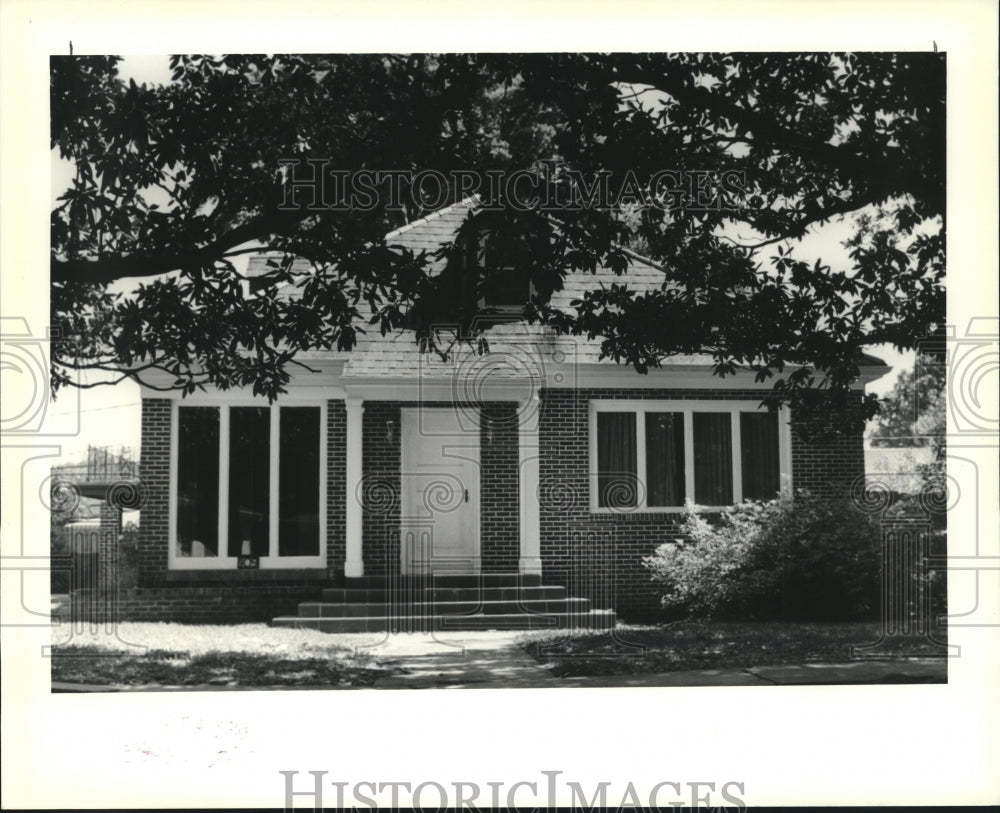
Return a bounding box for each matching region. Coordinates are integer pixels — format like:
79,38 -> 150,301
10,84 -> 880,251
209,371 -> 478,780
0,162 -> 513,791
400,408 -> 481,574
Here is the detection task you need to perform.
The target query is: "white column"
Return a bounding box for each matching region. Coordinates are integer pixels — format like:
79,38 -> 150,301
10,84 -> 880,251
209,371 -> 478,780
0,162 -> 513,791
518,390 -> 542,575
344,396 -> 365,578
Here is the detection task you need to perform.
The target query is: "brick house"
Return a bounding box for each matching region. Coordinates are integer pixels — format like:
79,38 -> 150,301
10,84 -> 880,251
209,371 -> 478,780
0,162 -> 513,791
127,199 -> 889,628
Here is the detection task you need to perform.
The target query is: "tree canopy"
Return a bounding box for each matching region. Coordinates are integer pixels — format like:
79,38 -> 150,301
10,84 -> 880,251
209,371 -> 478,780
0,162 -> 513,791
870,355 -> 946,447
51,53 -> 945,430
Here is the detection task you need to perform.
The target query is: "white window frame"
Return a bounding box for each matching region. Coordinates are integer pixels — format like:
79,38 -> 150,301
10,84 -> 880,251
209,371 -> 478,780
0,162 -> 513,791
168,398 -> 327,570
588,399 -> 792,513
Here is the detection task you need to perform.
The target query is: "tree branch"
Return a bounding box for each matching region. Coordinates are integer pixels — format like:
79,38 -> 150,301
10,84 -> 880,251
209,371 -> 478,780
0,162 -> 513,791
51,208 -> 298,285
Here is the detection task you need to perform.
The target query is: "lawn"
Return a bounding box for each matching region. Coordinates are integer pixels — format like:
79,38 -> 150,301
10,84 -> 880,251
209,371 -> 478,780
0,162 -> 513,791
518,622 -> 950,678
49,623 -> 397,688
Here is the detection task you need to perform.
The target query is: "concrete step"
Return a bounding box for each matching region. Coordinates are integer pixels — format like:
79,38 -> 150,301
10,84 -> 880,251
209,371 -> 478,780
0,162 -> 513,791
271,609 -> 616,633
334,573 -> 543,589
297,597 -> 592,618
319,585 -> 568,603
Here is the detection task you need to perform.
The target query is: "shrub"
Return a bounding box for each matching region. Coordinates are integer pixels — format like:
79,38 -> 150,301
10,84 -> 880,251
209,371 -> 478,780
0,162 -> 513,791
117,521 -> 140,590
49,521 -> 140,594
643,493 -> 883,621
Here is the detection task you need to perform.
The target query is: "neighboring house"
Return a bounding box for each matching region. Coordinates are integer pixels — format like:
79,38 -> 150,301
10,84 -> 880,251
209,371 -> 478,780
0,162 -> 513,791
864,444 -> 935,495
120,199 -> 889,627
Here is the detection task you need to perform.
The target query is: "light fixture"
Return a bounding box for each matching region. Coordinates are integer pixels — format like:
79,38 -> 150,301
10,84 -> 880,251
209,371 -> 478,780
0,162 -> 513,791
484,415 -> 494,446
385,418 -> 395,443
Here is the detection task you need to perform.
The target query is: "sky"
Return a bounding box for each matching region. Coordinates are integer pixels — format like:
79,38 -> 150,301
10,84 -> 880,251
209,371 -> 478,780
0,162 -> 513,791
49,54 -> 915,462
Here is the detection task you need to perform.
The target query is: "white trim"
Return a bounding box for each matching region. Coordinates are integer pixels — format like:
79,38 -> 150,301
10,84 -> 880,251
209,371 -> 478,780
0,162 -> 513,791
138,362 -> 347,399
342,380 -> 533,402
168,401 -> 328,571
730,411 -> 743,504
518,391 -> 542,575
340,363 -> 887,397
344,397 -> 365,578
217,405 -> 229,560
778,404 -> 793,497
268,405 -> 280,558
588,399 -> 792,514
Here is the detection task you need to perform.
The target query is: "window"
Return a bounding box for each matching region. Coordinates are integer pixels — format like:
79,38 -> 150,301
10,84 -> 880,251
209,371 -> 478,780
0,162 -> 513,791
596,412 -> 637,508
461,214 -> 551,313
177,407 -> 220,557
172,403 -> 325,568
278,407 -> 322,557
473,229 -> 535,311
590,401 -> 788,511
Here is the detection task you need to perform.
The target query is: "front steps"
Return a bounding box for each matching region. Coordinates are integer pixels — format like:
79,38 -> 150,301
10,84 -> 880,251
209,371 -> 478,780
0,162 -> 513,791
271,573 -> 616,633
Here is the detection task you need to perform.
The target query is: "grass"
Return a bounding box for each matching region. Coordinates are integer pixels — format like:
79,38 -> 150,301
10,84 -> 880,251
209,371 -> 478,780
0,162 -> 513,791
518,621 -> 950,678
49,623 -> 397,688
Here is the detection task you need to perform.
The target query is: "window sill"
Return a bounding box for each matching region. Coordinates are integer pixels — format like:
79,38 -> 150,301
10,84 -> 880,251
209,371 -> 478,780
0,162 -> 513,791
588,506 -> 729,516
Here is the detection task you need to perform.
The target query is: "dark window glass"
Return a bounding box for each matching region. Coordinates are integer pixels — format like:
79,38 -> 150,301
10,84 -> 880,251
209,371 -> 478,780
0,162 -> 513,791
741,411 -> 781,500
646,412 -> 686,507
476,230 -> 532,309
596,412 -> 638,508
279,407 -> 321,557
176,407 -> 219,557
228,407 -> 270,557
693,412 -> 733,505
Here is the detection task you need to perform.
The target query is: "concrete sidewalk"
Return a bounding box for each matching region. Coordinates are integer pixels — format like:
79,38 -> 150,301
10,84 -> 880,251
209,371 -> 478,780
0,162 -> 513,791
51,631 -> 947,691
366,634 -> 945,688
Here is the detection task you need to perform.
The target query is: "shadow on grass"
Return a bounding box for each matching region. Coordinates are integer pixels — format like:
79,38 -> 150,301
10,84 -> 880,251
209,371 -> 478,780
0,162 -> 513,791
51,645 -> 396,688
518,621 -> 949,678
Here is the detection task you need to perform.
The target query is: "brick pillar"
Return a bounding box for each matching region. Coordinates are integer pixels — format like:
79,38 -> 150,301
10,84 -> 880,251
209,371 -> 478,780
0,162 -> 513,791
138,399 -> 171,585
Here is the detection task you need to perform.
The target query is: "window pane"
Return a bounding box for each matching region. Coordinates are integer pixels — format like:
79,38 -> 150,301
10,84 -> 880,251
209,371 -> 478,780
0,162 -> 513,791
279,407 -> 321,557
597,412 -> 637,508
483,268 -> 531,308
177,407 -> 219,557
477,230 -> 532,308
646,412 -> 686,506
228,407 -> 270,557
741,411 -> 781,500
693,412 -> 733,505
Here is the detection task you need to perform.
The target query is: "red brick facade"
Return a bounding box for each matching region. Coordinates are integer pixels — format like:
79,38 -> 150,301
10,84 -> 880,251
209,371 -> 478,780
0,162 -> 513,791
111,387 -> 864,623
137,399 -> 170,586
536,387 -> 865,619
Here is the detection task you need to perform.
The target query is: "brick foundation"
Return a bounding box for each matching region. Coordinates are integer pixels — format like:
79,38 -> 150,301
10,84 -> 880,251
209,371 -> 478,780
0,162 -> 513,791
70,585 -> 321,624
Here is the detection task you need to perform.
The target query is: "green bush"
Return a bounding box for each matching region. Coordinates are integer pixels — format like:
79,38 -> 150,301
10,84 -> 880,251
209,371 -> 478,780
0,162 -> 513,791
117,521 -> 140,590
49,521 -> 140,594
643,493 -> 883,621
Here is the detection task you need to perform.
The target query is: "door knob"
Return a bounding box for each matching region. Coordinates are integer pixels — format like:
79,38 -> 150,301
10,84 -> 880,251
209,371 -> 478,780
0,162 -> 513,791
464,488 -> 469,503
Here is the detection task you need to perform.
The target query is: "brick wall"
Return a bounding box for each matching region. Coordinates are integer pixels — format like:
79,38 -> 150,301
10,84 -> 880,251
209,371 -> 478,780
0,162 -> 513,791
537,387 -> 867,620
70,585 -> 320,624
326,400 -> 347,579
480,402 -> 520,571
136,389 -> 864,623
361,402 -> 402,575
138,399 -> 171,586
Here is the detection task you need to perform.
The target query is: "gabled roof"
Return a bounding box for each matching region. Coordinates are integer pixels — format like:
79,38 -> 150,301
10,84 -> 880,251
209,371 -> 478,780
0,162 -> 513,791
245,199 -> 888,380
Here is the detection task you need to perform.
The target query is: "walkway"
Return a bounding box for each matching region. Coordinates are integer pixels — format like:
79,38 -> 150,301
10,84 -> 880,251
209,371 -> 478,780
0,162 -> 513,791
51,631 -> 947,691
